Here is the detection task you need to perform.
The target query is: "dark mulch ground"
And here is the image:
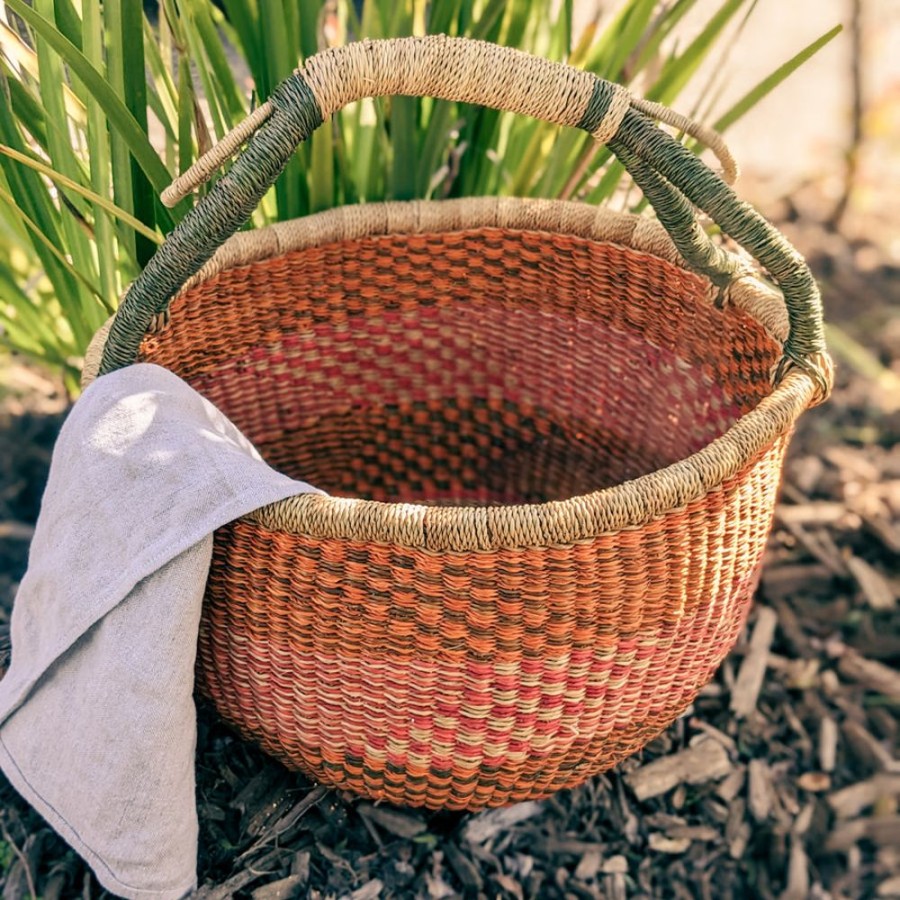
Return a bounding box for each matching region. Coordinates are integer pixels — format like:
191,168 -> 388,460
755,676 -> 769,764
0,210 -> 898,899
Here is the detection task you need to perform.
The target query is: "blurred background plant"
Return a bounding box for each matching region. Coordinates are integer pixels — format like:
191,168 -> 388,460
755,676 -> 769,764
0,0 -> 838,391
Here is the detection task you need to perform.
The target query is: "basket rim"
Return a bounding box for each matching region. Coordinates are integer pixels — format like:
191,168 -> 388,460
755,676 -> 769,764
84,197 -> 815,551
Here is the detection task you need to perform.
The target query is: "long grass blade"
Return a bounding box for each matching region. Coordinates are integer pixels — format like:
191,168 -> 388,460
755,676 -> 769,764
646,0 -> 745,104
3,64 -> 49,151
143,15 -> 179,131
184,0 -> 247,122
218,0 -> 261,81
259,0 -> 305,217
0,20 -> 86,123
33,0 -> 98,323
427,0 -> 464,36
51,0 -> 82,48
0,262 -> 69,355
632,0 -> 700,73
0,145 -> 162,244
713,25 -> 842,132
0,183 -> 105,307
3,0 -> 174,221
118,0 -> 155,265
176,57 -> 196,184
81,0 -> 119,308
0,75 -> 91,344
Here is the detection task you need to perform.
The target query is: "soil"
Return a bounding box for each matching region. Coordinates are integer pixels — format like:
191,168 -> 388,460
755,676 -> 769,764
0,204 -> 898,899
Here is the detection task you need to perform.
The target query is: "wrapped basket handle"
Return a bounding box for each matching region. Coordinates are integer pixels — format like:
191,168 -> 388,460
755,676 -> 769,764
98,35 -> 831,399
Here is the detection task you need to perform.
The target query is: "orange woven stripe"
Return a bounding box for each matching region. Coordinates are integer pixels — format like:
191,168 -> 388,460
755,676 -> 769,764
138,225 -> 787,808
196,442 -> 786,809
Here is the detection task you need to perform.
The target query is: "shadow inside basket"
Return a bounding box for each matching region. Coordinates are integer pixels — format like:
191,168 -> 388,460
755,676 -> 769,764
140,228 -> 780,506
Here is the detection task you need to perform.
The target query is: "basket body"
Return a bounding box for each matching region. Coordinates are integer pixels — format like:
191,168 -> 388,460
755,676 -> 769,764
130,199 -> 790,809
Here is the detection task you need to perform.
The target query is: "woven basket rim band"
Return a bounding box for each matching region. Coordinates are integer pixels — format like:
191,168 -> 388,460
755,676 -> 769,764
83,198 -> 814,550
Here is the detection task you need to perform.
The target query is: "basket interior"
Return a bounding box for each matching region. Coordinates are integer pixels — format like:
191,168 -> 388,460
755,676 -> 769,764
140,227 -> 780,505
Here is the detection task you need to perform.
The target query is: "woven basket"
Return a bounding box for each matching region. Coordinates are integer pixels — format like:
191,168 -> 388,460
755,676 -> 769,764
84,36 -> 832,810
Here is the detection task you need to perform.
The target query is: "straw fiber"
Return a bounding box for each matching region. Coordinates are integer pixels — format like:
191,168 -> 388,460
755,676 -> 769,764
130,203 -> 792,808
88,36 -> 831,809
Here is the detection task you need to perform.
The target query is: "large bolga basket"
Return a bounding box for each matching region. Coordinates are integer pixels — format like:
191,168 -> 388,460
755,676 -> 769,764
85,37 -> 832,810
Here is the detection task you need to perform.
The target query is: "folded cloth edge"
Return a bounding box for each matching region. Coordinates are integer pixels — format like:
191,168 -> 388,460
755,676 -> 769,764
0,695 -> 200,900
0,363 -> 325,898
0,364 -> 322,726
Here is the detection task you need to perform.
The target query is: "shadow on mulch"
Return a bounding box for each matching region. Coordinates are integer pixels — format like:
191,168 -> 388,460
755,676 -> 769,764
0,407 -> 67,619
0,222 -> 898,900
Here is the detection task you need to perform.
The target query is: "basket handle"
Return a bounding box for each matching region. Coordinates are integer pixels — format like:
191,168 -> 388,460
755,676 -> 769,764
98,35 -> 832,400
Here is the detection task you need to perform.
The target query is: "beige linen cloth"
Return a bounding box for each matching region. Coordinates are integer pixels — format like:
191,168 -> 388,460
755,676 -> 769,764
0,363 -> 322,899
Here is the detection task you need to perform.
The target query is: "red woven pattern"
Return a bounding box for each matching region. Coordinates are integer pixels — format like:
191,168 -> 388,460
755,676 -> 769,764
139,227 -> 787,808
199,448 -> 783,809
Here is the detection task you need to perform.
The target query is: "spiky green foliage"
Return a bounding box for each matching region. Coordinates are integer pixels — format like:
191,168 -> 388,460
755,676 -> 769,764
0,0 -> 839,389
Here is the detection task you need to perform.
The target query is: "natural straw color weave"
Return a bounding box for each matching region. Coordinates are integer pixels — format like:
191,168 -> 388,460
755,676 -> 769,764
86,37 -> 832,809
89,199 -> 799,807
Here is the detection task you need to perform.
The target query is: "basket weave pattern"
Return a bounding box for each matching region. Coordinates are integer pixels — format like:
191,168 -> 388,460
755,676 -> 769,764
198,457 -> 783,809
86,35 -> 831,810
135,216 -> 789,808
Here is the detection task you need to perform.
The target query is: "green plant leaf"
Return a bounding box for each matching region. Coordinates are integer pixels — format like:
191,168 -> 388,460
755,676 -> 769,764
713,24 -> 842,132
3,0 -> 174,225
34,0 -> 98,324
0,183 -> 105,306
0,145 -> 163,244
646,0 -> 745,104
0,78 -> 90,344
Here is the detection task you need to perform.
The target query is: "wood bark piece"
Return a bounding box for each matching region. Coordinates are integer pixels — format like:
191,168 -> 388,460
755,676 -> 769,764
237,786 -> 329,863
797,772 -> 831,792
828,775 -> 900,818
839,649 -> 900,701
605,872 -> 628,900
826,816 -> 900,852
780,520 -> 848,575
769,597 -> 812,656
819,716 -> 839,772
573,849 -> 602,881
343,880 -> 384,900
357,804 -> 427,839
776,502 -> 847,526
787,455 -> 824,494
716,766 -> 746,802
443,843 -> 483,893
250,875 -> 306,900
841,719 -> 898,773
876,875 -> 900,897
748,759 -> 774,822
689,719 -> 737,753
602,856 -> 628,875
665,825 -> 720,842
823,445 -> 880,481
462,801 -> 544,844
648,834 -> 690,854
847,556 -> 897,610
861,510 -> 900,554
731,606 -> 779,718
624,738 -> 732,801
0,521 -> 34,541
781,838 -> 810,900
763,563 -> 833,599
196,849 -> 286,899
